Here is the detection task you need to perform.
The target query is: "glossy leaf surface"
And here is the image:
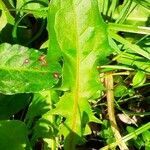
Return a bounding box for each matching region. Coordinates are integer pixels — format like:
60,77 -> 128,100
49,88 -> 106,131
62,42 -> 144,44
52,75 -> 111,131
132,71 -> 146,87
48,0 -> 112,149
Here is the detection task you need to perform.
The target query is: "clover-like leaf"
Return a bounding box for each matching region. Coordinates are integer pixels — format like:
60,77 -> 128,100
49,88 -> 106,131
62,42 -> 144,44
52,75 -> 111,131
132,71 -> 146,87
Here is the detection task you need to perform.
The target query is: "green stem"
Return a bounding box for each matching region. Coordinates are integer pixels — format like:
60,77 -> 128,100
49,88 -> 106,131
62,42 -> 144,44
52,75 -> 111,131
107,0 -> 117,17
99,65 -> 134,70
101,122 -> 150,150
115,0 -> 133,23
12,13 -> 29,43
108,23 -> 150,35
109,32 -> 150,60
103,0 -> 109,15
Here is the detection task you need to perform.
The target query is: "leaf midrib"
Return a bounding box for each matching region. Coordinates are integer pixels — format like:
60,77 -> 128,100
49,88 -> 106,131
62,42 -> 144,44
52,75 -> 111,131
71,1 -> 80,133
0,66 -> 50,74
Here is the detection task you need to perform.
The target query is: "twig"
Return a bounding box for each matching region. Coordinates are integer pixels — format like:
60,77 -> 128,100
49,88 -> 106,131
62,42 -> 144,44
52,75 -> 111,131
105,72 -> 129,150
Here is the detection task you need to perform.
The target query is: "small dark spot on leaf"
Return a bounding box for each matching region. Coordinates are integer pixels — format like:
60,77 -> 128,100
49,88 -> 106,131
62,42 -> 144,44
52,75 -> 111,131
53,72 -> 60,78
38,55 -> 45,61
23,59 -> 29,64
38,55 -> 47,66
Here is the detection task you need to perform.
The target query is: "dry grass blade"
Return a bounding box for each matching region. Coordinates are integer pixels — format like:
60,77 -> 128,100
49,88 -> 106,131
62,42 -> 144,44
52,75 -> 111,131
105,72 -> 128,150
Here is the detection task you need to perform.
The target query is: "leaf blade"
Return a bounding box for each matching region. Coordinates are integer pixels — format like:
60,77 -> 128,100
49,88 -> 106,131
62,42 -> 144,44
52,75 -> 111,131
0,43 -> 61,94
48,0 -> 112,148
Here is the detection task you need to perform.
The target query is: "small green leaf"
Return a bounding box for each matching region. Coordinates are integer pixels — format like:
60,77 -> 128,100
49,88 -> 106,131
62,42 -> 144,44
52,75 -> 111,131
114,85 -> 128,97
0,120 -> 31,150
100,120 -> 115,144
142,130 -> 150,142
132,71 -> 146,87
0,0 -> 14,28
16,0 -> 48,18
0,3 -> 7,31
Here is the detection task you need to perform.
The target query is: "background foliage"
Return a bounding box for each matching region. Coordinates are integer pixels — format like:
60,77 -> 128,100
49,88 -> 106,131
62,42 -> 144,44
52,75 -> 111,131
0,0 -> 150,150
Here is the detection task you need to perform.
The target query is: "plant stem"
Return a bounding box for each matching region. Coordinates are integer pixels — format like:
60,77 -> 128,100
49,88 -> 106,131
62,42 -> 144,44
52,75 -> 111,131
108,23 -> 150,35
12,13 -> 29,43
109,32 -> 150,60
111,71 -> 130,76
107,0 -> 117,17
99,65 -> 134,70
101,122 -> 150,150
115,0 -> 133,23
105,72 -> 129,150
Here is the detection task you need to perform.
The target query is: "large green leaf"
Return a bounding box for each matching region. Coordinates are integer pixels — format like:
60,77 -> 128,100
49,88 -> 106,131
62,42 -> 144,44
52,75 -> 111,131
0,43 -> 61,94
47,0 -> 62,63
48,0 -> 112,149
0,93 -> 31,119
0,120 -> 31,150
